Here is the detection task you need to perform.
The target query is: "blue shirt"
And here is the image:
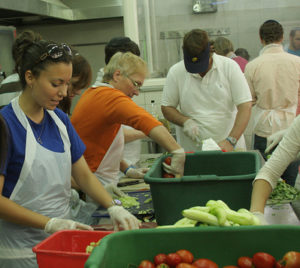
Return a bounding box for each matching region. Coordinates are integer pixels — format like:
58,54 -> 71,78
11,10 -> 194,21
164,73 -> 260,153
0,104 -> 86,197
288,48 -> 300,57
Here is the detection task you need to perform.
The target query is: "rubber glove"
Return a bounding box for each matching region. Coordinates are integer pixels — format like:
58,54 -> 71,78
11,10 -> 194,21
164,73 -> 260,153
44,218 -> 93,234
104,183 -> 126,198
125,167 -> 149,179
265,129 -> 287,153
107,205 -> 140,231
162,148 -> 185,177
252,211 -> 268,225
183,119 -> 201,144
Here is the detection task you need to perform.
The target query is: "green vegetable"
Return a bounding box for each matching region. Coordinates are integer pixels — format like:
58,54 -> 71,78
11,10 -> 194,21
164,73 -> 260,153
182,209 -> 219,226
119,195 -> 140,208
268,179 -> 300,204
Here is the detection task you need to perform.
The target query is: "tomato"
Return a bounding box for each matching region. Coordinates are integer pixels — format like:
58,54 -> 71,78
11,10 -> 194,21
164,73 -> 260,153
193,258 -> 219,268
252,252 -> 276,268
163,173 -> 175,178
164,157 -> 172,165
237,256 -> 252,268
166,253 -> 182,267
156,264 -> 170,268
154,254 -> 168,265
176,263 -> 197,268
275,261 -> 284,268
138,260 -> 155,268
223,266 -> 238,268
176,250 -> 194,264
280,251 -> 300,268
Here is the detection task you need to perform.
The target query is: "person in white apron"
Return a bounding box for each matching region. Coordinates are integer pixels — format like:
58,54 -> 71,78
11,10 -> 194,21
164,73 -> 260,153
71,52 -> 185,188
161,29 -> 252,153
0,40 -> 140,268
244,20 -> 300,186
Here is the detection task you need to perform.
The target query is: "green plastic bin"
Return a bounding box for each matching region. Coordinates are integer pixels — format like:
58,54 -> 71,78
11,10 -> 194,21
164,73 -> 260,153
85,226 -> 300,268
144,151 -> 261,225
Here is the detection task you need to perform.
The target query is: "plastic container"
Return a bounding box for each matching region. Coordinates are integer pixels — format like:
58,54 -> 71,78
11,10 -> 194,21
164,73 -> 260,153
144,151 -> 261,225
32,230 -> 113,268
85,225 -> 300,268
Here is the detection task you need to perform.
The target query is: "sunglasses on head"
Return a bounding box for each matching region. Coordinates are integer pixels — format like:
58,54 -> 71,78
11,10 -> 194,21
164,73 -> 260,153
38,43 -> 72,63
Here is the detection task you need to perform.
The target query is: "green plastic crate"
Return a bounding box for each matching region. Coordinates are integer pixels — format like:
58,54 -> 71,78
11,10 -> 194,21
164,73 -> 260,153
144,151 -> 261,225
85,226 -> 300,268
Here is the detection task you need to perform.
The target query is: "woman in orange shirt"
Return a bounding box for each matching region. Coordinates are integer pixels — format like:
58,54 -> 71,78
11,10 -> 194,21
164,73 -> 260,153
71,52 -> 185,187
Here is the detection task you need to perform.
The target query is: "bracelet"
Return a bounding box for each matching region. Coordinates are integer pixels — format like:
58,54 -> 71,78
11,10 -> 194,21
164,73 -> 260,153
124,165 -> 134,175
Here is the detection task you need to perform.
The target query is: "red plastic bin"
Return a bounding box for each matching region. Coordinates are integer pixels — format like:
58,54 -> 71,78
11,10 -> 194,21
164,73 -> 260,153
32,230 -> 113,268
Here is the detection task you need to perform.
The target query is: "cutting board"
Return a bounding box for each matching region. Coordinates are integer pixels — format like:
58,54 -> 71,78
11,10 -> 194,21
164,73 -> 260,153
92,190 -> 154,220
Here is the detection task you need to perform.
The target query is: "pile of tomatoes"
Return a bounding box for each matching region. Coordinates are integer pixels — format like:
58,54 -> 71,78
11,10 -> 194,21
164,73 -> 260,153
138,249 -> 218,268
162,157 -> 175,178
137,250 -> 300,268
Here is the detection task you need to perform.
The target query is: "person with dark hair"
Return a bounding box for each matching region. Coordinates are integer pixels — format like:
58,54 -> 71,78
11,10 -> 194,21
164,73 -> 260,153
0,30 -> 42,109
288,27 -> 300,57
58,51 -> 92,115
93,36 -> 140,87
161,29 -> 252,152
214,36 -> 248,72
0,39 -> 139,267
244,20 -> 300,187
235,48 -> 250,61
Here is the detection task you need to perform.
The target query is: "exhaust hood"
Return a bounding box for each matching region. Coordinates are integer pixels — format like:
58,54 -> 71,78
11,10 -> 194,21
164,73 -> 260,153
0,0 -> 123,25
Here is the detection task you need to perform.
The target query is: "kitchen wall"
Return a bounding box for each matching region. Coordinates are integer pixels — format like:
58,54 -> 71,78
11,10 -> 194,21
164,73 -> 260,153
15,0 -> 300,119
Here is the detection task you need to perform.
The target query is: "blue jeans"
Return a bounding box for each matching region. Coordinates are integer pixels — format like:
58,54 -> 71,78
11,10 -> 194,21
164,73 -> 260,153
254,135 -> 299,186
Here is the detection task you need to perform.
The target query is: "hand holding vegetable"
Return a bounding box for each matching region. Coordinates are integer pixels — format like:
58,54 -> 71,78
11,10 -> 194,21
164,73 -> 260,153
107,205 -> 140,231
163,148 -> 185,177
44,218 -> 93,234
265,129 -> 286,153
125,167 -> 149,179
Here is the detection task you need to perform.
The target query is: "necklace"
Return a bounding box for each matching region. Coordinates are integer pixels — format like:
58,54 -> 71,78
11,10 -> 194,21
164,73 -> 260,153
37,114 -> 46,144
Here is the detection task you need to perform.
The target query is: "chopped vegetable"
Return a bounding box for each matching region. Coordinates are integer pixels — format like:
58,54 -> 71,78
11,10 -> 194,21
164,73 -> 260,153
86,239 -> 101,253
119,195 -> 140,208
268,179 -> 300,204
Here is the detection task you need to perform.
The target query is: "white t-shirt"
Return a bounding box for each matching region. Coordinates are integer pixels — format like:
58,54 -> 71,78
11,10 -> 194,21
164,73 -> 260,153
161,53 -> 252,151
254,115 -> 300,189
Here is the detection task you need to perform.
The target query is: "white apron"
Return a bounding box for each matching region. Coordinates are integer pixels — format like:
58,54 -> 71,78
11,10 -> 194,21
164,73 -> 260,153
0,96 -> 72,268
94,127 -> 124,186
176,73 -> 246,152
245,104 -> 297,149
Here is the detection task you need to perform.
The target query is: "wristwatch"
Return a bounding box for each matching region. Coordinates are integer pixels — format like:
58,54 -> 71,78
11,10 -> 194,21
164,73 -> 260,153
111,199 -> 122,206
226,136 -> 237,147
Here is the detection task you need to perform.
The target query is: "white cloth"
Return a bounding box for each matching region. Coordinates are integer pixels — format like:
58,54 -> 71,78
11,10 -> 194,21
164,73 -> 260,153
0,96 -> 72,268
92,68 -> 104,87
162,54 -> 252,152
254,116 -> 300,190
94,127 -> 124,186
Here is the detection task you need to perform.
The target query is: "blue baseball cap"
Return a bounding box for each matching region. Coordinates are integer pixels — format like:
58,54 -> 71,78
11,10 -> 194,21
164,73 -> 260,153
183,43 -> 210,73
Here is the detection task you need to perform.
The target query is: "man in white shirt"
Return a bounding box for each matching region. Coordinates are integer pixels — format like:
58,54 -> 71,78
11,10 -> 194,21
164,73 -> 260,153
161,29 -> 252,152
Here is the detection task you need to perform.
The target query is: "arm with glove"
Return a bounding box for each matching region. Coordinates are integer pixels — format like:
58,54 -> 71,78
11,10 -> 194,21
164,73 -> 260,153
71,156 -> 140,231
120,159 -> 149,179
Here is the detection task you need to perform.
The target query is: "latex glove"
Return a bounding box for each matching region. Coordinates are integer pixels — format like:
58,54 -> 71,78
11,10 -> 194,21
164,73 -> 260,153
183,119 -> 201,143
265,129 -> 287,153
105,183 -> 126,198
44,218 -> 93,234
125,167 -> 149,179
163,148 -> 185,177
252,211 -> 268,225
107,205 -> 140,231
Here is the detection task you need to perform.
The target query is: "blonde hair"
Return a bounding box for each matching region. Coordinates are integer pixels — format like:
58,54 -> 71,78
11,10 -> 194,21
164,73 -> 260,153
102,52 -> 148,83
213,37 -> 234,56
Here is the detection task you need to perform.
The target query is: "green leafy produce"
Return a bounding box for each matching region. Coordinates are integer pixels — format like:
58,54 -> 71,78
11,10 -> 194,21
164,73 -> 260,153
86,240 -> 101,254
119,195 -> 140,209
268,179 -> 300,204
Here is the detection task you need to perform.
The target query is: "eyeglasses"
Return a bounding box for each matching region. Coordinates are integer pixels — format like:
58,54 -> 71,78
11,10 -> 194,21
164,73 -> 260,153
125,75 -> 142,90
38,43 -> 72,63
